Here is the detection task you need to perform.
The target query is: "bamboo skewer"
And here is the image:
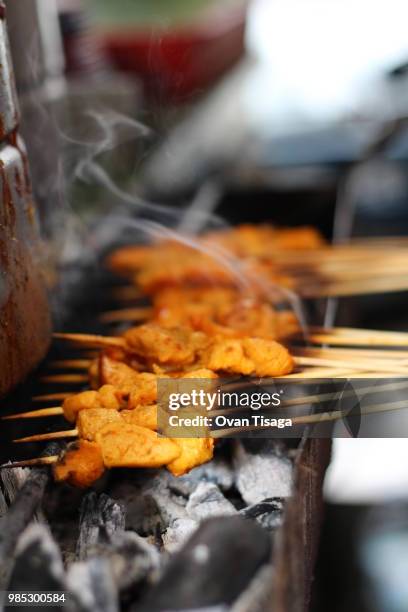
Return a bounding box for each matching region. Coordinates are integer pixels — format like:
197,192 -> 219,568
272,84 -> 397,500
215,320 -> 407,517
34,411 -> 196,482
13,429 -> 77,444
213,397 -> 408,438
305,326 -> 408,347
293,356 -> 408,375
49,360 -> 92,370
100,307 -> 152,324
12,379 -> 408,443
5,396 -> 408,466
3,407 -> 64,420
311,325 -> 408,338
111,286 -> 144,301
32,392 -> 73,403
215,379 -> 408,416
298,276 -> 408,298
291,346 -> 408,360
0,456 -> 59,469
53,332 -> 126,348
40,374 -> 89,384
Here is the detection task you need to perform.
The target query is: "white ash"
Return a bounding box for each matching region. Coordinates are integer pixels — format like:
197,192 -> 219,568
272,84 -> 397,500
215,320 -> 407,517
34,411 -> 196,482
90,530 -> 161,591
0,466 -> 46,523
141,473 -> 190,525
233,442 -> 293,505
168,460 -> 234,497
0,466 -> 30,504
162,518 -> 198,553
15,522 -> 65,584
108,481 -> 163,535
66,557 -> 119,612
186,483 -> 237,522
163,483 -> 238,552
77,493 -> 126,560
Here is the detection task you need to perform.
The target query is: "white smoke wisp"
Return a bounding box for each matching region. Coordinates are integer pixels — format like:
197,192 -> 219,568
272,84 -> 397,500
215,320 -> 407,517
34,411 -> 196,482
57,105 -> 309,332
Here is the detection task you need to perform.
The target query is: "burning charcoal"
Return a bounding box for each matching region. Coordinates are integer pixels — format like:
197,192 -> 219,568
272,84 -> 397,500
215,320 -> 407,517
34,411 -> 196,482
142,473 -> 189,526
0,466 -> 30,504
5,524 -> 65,609
170,459 -> 234,497
233,441 -> 293,505
239,498 -> 285,531
108,477 -> 164,535
135,516 -> 271,611
0,466 -> 50,588
186,483 -> 237,522
87,530 -> 160,592
162,518 -> 198,553
66,558 -> 119,612
77,492 -> 125,560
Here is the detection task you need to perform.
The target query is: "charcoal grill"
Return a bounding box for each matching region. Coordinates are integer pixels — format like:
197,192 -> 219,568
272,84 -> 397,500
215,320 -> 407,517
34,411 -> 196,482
0,5 -> 331,611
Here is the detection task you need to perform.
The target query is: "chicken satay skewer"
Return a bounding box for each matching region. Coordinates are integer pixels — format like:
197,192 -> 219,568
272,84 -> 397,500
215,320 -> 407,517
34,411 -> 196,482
0,368 -> 388,422
12,376 -> 408,443
47,345 -> 408,373
5,396 -> 408,465
53,331 -> 408,374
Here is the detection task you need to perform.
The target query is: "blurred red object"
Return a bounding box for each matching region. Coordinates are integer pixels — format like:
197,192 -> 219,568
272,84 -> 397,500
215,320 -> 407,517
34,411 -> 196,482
101,3 -> 248,103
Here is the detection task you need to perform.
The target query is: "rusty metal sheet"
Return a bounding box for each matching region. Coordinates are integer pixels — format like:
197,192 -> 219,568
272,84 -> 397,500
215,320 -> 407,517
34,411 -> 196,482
0,139 -> 51,397
271,438 -> 332,612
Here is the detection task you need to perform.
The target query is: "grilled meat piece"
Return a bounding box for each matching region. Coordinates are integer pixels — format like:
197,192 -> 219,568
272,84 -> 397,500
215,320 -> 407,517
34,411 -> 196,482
53,440 -> 105,488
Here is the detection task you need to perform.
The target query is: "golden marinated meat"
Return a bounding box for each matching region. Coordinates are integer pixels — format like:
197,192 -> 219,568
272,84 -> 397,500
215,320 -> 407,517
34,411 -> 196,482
107,241 -> 191,275
189,300 -> 298,341
63,385 -> 121,423
107,244 -> 164,273
241,337 -> 294,377
203,224 -> 324,256
95,423 -> 181,468
99,355 -> 219,405
76,408 -> 122,440
202,336 -> 294,377
121,405 -> 158,431
153,287 -> 238,310
151,286 -> 299,341
107,225 -> 324,278
204,339 -> 254,376
135,249 -> 239,294
123,324 -> 208,367
106,322 -> 295,377
53,440 -> 105,488
167,438 -> 215,477
100,354 -> 158,401
181,368 -> 219,379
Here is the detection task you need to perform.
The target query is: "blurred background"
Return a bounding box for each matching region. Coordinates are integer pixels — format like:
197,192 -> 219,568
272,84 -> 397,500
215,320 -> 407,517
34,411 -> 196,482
5,0 -> 408,610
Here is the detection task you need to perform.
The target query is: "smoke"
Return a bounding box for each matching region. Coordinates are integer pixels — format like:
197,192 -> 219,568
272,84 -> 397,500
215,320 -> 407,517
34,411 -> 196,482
53,102 -> 309,331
